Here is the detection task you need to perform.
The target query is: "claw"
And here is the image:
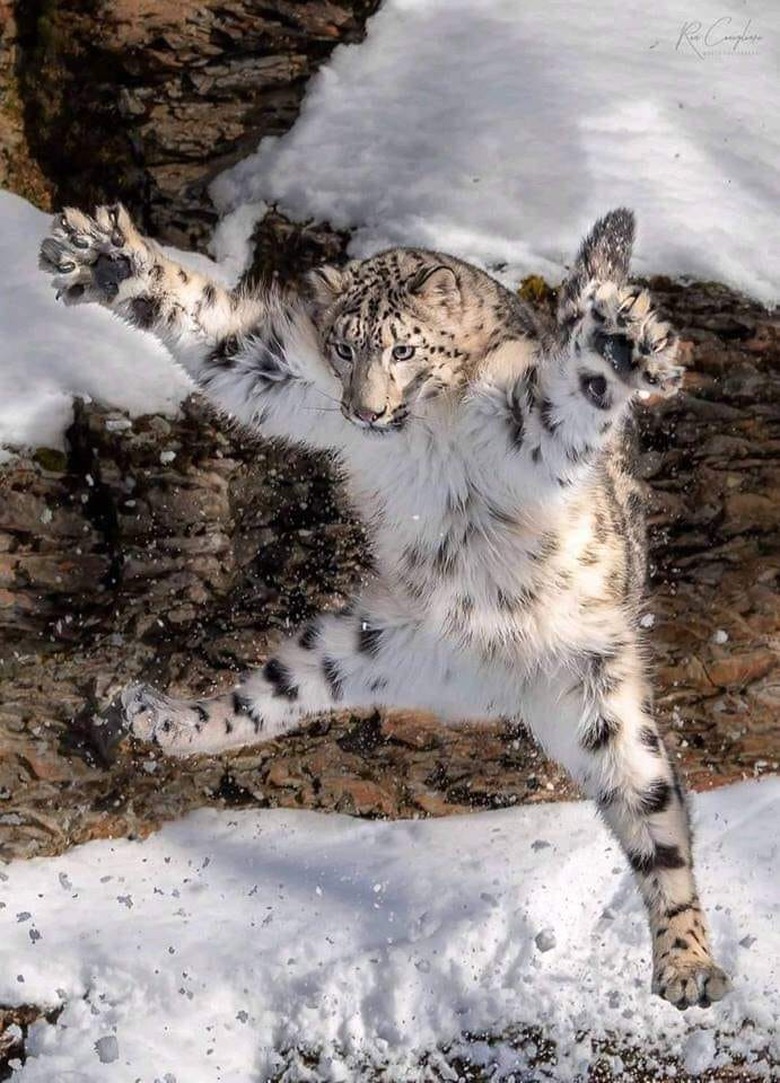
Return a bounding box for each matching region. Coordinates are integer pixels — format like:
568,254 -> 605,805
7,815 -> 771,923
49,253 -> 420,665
60,284 -> 86,304
39,236 -> 65,269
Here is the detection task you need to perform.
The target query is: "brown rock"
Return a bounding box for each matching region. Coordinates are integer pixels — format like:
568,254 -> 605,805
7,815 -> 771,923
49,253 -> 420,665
19,749 -> 80,784
382,711 -> 443,750
12,553 -> 109,592
327,777 -> 396,817
410,789 -> 469,818
12,0 -> 381,247
265,759 -> 304,788
706,651 -> 777,689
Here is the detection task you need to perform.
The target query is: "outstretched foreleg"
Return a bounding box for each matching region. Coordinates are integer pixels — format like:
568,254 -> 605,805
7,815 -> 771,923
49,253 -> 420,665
39,205 -> 264,361
467,209 -> 683,503
38,205 -> 350,449
537,208 -> 682,472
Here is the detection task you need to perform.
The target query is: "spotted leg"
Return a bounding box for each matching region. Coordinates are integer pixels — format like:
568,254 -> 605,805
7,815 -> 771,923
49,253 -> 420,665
38,204 -> 352,451
466,209 -> 683,505
121,595 -> 512,756
521,648 -> 730,1010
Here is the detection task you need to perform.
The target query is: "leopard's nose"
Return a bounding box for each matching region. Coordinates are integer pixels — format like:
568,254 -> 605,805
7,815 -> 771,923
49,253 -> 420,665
354,405 -> 387,424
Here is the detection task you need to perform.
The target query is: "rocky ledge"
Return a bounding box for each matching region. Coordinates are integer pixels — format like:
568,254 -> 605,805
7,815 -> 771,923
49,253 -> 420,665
1,0 -> 380,246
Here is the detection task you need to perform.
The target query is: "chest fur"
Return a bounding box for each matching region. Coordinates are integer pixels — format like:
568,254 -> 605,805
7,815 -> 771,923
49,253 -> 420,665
343,431 -> 614,662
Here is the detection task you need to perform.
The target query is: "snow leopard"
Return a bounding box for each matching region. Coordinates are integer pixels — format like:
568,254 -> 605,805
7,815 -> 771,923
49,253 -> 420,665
39,203 -> 730,1010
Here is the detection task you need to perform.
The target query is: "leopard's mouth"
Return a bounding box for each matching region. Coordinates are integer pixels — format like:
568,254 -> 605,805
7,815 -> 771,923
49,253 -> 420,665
340,404 -> 408,433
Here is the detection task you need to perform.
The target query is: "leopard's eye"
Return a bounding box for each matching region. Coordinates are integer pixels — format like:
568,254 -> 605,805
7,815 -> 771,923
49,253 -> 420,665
333,342 -> 354,362
392,344 -> 416,362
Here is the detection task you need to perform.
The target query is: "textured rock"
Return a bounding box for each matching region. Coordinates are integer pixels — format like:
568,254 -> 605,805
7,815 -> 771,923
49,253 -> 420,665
0,1 -> 52,205
10,0 -> 380,246
640,277 -> 780,791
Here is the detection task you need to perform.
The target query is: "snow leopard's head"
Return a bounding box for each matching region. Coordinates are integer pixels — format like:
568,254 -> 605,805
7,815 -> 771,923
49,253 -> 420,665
307,249 -> 480,433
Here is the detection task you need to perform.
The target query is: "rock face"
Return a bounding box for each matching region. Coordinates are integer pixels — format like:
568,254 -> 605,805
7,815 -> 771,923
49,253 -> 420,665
4,0 -> 380,246
1,279 -> 778,861
642,279 -> 780,787
0,1 -> 52,205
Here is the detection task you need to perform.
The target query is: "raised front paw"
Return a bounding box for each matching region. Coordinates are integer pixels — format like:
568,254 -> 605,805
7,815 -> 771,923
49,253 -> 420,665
653,941 -> 731,1010
575,282 -> 683,401
39,204 -> 141,305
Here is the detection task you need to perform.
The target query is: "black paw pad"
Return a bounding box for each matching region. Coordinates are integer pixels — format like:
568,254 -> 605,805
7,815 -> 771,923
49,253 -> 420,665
593,331 -> 635,374
93,254 -> 133,300
579,371 -> 612,410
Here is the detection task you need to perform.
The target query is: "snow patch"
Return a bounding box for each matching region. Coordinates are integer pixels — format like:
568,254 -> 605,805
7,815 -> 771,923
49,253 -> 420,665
1,779 -> 777,1080
212,0 -> 780,303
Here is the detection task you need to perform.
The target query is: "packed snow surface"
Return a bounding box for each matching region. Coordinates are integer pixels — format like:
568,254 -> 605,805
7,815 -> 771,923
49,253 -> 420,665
213,0 -> 780,303
1,779 -> 778,1080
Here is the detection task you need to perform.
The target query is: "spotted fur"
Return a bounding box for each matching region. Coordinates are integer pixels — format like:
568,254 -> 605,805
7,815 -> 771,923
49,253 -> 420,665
39,204 -> 727,1010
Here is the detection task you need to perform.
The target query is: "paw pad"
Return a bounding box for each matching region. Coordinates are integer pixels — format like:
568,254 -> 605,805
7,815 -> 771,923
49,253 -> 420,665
593,331 -> 634,375
39,203 -> 141,306
576,282 -> 683,399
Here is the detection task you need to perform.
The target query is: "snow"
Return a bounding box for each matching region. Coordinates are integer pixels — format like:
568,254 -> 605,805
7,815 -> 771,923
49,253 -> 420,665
2,778 -> 778,1081
0,191 -> 232,458
212,0 -> 780,304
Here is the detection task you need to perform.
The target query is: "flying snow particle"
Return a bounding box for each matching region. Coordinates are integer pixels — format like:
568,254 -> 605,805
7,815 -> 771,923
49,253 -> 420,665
534,928 -> 556,952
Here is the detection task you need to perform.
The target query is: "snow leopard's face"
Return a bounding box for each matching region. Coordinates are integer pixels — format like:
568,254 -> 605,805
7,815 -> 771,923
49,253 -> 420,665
308,251 -> 472,433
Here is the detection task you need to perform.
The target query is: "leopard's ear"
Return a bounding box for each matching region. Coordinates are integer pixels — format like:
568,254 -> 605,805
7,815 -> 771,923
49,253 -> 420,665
408,264 -> 461,310
304,263 -> 354,307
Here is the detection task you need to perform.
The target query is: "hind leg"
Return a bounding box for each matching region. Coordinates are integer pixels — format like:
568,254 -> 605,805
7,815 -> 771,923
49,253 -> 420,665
521,648 -> 729,1010
119,595 -> 510,756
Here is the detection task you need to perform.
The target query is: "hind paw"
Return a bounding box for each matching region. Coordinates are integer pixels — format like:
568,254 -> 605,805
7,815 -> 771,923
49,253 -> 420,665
653,956 -> 731,1010
121,682 -> 203,755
